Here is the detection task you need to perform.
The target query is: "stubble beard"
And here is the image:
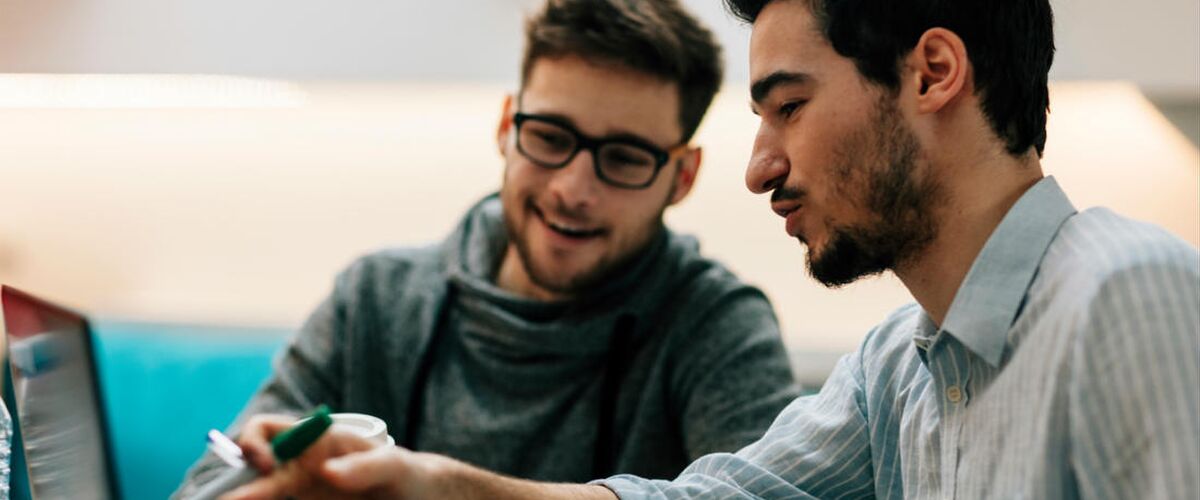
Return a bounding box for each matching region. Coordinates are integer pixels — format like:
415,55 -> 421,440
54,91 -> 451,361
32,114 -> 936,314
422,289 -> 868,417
501,170 -> 677,298
807,93 -> 944,288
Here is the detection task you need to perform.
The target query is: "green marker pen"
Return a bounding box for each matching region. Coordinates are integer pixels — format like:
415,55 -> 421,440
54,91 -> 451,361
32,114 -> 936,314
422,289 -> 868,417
272,404 -> 333,463
187,404 -> 333,500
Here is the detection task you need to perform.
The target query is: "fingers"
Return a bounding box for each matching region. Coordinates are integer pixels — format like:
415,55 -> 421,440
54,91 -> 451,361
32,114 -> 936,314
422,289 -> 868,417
223,429 -> 385,499
320,444 -> 407,492
223,417 -> 402,499
294,428 -> 378,472
218,462 -> 343,500
237,414 -> 300,473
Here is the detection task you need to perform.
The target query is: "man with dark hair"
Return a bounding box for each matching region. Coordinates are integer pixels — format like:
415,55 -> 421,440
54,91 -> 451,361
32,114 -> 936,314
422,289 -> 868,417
222,0 -> 1199,498
172,0 -> 800,496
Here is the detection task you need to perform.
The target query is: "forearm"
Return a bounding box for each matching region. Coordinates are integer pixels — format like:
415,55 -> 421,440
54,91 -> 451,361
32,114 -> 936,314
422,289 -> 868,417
435,455 -> 618,500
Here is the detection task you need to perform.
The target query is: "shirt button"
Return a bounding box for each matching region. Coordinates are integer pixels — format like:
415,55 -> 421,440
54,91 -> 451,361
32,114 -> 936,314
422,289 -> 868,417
946,385 -> 963,403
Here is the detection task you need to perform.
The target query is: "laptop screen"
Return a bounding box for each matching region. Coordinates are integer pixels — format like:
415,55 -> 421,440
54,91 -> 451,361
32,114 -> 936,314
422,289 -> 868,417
2,286 -> 119,500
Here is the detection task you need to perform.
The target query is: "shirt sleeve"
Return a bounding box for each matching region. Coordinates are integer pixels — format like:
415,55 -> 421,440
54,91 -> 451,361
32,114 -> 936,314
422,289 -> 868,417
599,346 -> 876,499
171,277 -> 350,498
1069,261 -> 1200,500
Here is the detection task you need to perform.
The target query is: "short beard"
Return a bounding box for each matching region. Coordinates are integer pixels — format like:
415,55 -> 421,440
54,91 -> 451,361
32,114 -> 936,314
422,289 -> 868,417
503,166 -> 677,297
508,219 -> 650,296
808,94 -> 942,288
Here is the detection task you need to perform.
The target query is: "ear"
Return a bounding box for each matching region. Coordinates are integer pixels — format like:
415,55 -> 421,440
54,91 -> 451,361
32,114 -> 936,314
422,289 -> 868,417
668,146 -> 702,205
496,94 -> 515,156
909,28 -> 970,115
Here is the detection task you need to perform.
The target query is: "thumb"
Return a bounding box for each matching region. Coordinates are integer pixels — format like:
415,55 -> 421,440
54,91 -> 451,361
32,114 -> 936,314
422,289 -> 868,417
320,445 -> 406,492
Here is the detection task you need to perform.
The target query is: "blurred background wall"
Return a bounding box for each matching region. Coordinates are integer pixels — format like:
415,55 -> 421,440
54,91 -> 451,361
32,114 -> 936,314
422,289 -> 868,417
1,0 -> 1197,93
1,0 -> 1197,355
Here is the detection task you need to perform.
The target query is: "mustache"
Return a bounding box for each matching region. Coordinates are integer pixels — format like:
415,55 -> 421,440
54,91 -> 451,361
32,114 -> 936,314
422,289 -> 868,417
534,198 -> 595,224
770,186 -> 806,204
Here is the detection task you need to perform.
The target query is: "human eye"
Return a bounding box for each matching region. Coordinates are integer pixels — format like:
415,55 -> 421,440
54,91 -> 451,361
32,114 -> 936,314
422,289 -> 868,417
601,145 -> 655,171
529,127 -> 573,152
778,100 -> 806,119
604,146 -> 652,166
599,145 -> 657,186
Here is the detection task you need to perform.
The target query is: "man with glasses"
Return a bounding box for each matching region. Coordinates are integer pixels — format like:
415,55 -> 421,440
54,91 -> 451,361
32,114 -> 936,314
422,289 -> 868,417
174,0 -> 800,496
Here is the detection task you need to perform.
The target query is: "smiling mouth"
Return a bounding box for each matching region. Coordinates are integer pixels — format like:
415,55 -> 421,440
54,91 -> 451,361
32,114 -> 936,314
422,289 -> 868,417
532,204 -> 605,239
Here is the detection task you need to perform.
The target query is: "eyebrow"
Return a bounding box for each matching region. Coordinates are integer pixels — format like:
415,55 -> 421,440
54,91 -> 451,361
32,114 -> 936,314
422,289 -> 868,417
526,111 -> 672,149
750,71 -> 812,105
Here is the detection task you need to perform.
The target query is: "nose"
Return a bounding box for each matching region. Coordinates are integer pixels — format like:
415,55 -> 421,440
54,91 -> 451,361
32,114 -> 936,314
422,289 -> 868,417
745,123 -> 789,194
546,148 -> 601,210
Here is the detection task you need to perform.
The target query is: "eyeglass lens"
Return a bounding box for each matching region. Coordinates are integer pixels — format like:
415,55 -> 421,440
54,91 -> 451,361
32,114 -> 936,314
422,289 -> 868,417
517,118 -> 660,187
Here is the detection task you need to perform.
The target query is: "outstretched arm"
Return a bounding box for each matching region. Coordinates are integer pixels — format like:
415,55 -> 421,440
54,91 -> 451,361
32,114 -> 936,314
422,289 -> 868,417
221,418 -> 617,500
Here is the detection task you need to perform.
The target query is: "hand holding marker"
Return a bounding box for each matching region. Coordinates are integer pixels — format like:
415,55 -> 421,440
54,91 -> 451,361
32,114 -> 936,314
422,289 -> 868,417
270,404 -> 335,462
187,405 -> 334,500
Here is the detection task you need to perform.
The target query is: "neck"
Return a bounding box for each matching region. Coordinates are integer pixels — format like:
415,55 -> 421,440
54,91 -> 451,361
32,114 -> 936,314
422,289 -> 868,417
495,244 -> 572,302
895,151 -> 1044,327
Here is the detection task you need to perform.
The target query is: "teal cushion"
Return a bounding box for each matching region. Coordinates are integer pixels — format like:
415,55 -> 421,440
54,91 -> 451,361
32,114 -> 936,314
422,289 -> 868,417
91,321 -> 287,500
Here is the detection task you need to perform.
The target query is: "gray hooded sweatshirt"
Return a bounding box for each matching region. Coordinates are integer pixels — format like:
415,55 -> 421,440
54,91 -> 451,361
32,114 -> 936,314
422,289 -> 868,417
176,195 -> 798,495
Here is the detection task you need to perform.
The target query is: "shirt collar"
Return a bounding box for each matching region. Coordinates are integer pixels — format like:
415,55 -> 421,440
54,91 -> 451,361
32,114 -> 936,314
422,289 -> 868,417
939,176 -> 1077,367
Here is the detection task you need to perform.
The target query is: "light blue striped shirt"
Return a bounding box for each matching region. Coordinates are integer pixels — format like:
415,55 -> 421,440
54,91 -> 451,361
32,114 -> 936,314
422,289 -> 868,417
601,177 -> 1200,499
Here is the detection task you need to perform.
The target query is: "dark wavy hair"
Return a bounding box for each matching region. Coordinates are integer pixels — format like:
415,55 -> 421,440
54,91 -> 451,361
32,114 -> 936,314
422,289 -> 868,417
725,0 -> 1054,157
520,0 -> 723,142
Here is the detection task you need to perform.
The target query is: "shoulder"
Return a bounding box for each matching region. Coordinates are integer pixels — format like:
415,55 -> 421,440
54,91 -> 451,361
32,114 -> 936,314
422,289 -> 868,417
1034,208 -> 1198,318
337,244 -> 445,287
659,231 -> 770,309
652,233 -> 781,353
328,244 -> 448,311
650,231 -> 788,362
1045,208 -> 1197,286
1028,209 -> 1199,356
1051,214 -> 1200,430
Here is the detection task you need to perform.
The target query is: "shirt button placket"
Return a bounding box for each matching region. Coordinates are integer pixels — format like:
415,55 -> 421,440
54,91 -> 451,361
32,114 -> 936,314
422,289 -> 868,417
945,385 -> 963,404
941,343 -> 970,500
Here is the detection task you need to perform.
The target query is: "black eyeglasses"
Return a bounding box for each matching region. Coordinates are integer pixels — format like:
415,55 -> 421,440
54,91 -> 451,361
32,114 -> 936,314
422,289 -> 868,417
512,112 -> 687,189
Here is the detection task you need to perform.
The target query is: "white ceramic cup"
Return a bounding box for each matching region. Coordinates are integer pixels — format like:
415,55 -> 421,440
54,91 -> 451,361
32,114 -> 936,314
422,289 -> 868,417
329,413 -> 395,447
